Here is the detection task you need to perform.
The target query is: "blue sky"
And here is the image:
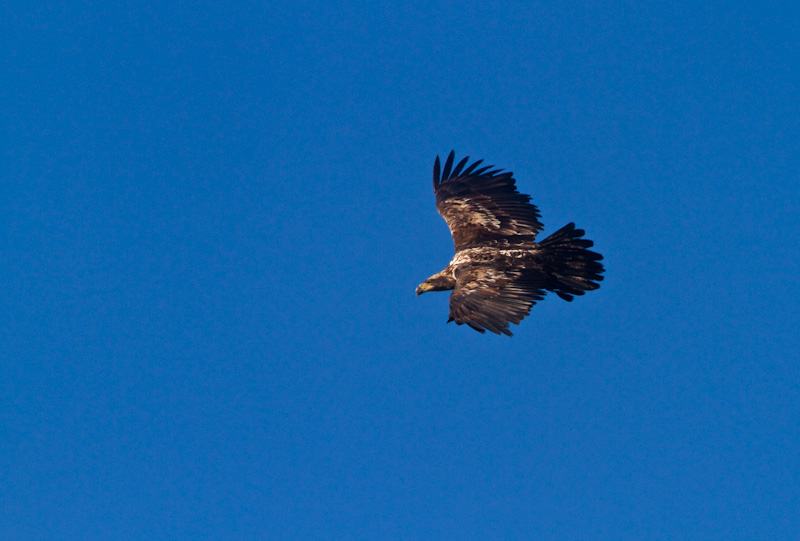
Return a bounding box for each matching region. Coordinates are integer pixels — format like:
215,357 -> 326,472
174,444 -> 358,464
3,1 -> 799,538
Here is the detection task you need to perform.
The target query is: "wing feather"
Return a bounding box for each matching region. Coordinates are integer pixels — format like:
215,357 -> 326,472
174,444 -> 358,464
460,159 -> 483,177
447,264 -> 548,336
433,151 -> 544,251
450,155 -> 470,178
442,151 -> 455,180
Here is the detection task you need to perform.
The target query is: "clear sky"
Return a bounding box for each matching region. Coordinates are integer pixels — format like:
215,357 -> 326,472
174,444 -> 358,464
3,1 -> 799,538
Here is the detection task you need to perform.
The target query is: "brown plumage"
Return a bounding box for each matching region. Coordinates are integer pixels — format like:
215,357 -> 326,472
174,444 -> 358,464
416,151 -> 604,336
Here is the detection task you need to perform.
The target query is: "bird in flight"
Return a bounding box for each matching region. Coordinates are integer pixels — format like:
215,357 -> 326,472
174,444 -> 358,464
416,151 -> 604,336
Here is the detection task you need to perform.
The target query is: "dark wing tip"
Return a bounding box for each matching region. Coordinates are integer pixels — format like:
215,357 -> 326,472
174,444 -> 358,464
442,150 -> 455,180
460,158 -> 484,177
451,155 -> 470,178
435,150 -> 468,191
435,151 -> 496,183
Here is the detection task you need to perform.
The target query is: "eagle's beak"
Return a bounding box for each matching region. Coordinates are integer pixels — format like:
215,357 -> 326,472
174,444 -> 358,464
415,283 -> 429,296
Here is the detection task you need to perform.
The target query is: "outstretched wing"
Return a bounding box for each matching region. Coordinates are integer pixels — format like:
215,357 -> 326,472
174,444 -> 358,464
448,263 -> 547,337
434,151 -> 544,251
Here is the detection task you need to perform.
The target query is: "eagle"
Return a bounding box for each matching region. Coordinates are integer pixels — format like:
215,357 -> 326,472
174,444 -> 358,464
416,151 -> 604,336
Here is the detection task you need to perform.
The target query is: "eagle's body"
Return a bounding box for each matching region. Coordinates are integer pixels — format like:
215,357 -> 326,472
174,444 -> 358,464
416,151 -> 604,336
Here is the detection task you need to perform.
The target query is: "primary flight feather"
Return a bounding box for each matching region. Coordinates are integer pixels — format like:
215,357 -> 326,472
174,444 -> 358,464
416,151 -> 605,336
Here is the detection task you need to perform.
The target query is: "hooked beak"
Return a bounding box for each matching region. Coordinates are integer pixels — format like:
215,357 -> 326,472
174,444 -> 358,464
415,283 -> 429,296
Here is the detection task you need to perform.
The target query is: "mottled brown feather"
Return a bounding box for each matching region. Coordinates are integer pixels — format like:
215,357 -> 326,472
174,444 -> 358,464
447,264 -> 547,336
433,151 -> 543,251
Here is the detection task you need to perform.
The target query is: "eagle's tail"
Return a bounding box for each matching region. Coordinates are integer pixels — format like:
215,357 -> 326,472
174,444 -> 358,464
538,223 -> 604,302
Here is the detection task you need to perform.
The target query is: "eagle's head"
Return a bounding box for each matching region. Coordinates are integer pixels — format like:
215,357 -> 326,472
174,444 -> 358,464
416,269 -> 456,295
